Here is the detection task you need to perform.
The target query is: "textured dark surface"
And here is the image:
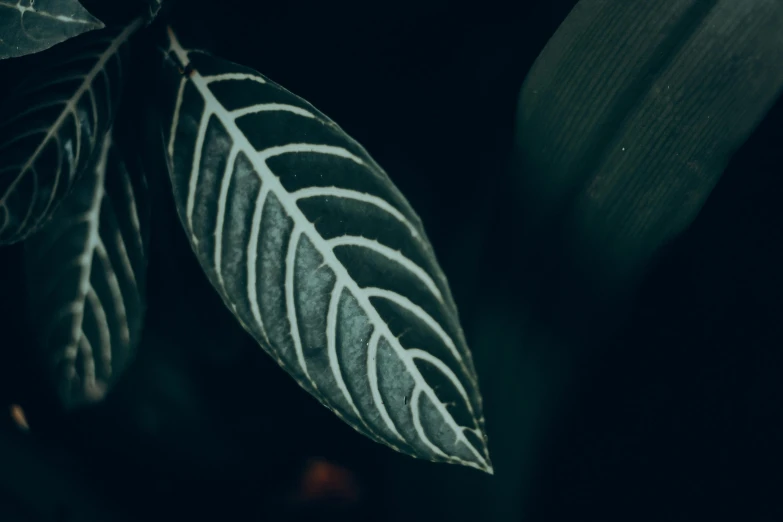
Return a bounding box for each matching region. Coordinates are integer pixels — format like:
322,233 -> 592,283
0,0 -> 103,59
514,0 -> 783,302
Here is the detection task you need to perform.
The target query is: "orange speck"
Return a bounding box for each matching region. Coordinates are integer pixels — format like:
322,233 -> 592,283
10,404 -> 29,431
297,458 -> 359,504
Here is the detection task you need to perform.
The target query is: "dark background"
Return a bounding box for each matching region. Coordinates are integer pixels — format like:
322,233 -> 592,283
1,0 -> 782,520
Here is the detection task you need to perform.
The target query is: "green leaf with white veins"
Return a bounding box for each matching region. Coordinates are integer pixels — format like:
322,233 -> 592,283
0,19 -> 142,245
159,27 -> 492,473
25,128 -> 150,410
0,0 -> 104,60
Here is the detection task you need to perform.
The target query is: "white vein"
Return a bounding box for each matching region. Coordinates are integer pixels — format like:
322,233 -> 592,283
120,167 -> 144,257
0,100 -> 65,127
49,303 -> 81,361
112,227 -> 137,291
231,103 -> 315,119
81,289 -> 101,394
167,76 -> 187,160
326,283 -> 365,420
88,81 -> 99,140
185,110 -> 209,244
0,0 -> 102,24
292,186 -> 421,241
407,348 -> 474,421
166,28 -> 490,472
213,146 -> 239,291
204,73 -> 267,85
410,386 -> 448,458
18,74 -> 90,95
285,227 -> 310,379
0,19 -> 140,236
367,329 -> 405,440
32,130 -> 140,406
77,335 -> 95,395
246,184 -> 273,349
0,128 -> 46,150
28,213 -> 93,259
59,134 -> 108,380
364,287 -> 464,366
39,132 -> 70,231
96,235 -> 130,346
257,143 -> 362,164
327,235 -> 443,302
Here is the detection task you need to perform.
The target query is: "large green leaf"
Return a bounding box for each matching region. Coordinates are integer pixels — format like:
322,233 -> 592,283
0,20 -> 141,245
158,27 -> 492,473
513,0 -> 783,294
0,0 -> 104,59
24,127 -> 149,409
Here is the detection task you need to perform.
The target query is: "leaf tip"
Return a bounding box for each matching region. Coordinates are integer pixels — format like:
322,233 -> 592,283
468,445 -> 494,475
481,458 -> 495,476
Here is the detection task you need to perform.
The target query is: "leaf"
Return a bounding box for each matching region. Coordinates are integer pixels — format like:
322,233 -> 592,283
158,27 -> 492,473
513,0 -> 783,293
24,127 -> 150,409
0,19 -> 141,245
0,0 -> 104,60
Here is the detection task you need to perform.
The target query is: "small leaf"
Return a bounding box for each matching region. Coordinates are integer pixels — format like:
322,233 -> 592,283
0,0 -> 104,60
513,0 -> 783,291
24,127 -> 150,409
158,27 -> 492,473
0,19 -> 141,245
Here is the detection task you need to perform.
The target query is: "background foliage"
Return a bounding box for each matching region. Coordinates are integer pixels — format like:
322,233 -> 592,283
1,0 -> 782,520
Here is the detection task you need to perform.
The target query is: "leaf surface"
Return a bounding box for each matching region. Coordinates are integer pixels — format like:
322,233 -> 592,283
25,127 -> 149,409
0,0 -> 104,60
0,19 -> 141,245
159,27 -> 491,473
513,0 -> 783,293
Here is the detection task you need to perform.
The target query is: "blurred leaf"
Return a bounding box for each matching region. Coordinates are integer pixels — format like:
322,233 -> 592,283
513,0 -> 783,294
24,127 -> 149,409
0,0 -> 103,60
158,27 -> 492,473
0,20 -> 141,244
